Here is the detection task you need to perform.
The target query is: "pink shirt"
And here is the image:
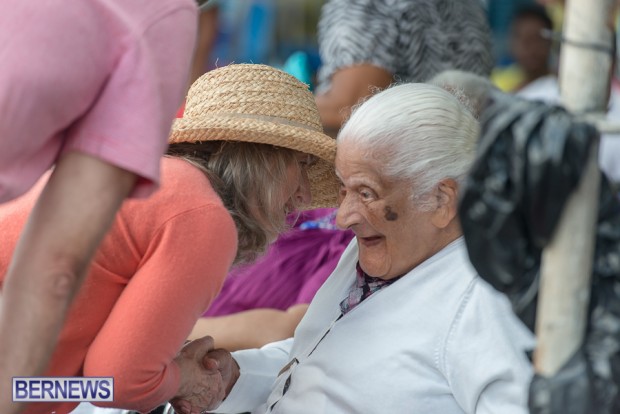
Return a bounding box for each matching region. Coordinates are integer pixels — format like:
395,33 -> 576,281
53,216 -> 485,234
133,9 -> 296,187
0,0 -> 198,202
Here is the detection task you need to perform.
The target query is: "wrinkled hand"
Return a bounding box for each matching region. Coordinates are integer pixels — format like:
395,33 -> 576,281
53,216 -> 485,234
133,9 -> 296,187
202,348 -> 240,398
170,336 -> 227,414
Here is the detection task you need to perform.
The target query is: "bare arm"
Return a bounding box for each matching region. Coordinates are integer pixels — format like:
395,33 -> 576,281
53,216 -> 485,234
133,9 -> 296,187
0,152 -> 136,414
188,6 -> 219,88
188,304 -> 309,351
315,64 -> 393,135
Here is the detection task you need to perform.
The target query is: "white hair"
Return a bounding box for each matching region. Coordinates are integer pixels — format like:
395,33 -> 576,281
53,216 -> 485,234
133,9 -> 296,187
337,83 -> 479,210
427,69 -> 496,119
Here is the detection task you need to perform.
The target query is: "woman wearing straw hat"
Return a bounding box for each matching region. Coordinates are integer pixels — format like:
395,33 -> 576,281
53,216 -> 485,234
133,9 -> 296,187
0,64 -> 337,414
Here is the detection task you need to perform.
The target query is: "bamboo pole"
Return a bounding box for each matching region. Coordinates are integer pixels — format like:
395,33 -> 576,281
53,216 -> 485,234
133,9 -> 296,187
533,0 -> 613,377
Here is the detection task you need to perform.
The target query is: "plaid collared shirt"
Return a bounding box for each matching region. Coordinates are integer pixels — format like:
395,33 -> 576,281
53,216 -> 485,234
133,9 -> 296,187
339,263 -> 401,314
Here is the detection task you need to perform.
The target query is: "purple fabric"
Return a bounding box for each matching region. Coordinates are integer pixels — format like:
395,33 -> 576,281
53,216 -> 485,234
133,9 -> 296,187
203,208 -> 354,317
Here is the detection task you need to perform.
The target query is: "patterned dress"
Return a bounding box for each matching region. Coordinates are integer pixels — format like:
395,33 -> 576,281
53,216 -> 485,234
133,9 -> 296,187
316,0 -> 493,93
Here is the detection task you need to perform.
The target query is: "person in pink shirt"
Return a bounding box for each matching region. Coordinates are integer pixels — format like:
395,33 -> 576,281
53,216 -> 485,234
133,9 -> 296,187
0,63 -> 337,414
0,1 -> 200,412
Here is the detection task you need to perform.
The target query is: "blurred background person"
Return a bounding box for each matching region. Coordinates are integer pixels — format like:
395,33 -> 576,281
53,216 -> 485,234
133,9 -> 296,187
428,69 -> 498,119
490,3 -> 620,183
510,4 -> 556,96
189,1 -> 221,88
491,4 -> 555,94
314,0 -> 493,135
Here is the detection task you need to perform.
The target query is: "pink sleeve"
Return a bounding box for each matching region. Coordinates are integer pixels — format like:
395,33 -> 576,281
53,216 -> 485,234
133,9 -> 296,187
83,204 -> 237,412
62,5 -> 197,198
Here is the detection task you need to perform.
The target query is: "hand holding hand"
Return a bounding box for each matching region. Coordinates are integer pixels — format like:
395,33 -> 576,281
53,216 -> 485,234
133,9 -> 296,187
203,348 -> 240,398
171,336 -> 226,414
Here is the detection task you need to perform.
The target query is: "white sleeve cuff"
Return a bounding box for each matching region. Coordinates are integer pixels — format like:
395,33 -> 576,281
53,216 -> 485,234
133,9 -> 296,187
210,338 -> 294,413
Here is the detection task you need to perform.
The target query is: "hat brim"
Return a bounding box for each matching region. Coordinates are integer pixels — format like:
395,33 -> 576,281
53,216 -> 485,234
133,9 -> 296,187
170,116 -> 339,209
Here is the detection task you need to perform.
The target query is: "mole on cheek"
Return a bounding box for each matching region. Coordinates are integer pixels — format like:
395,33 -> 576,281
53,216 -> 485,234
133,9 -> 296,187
384,206 -> 398,221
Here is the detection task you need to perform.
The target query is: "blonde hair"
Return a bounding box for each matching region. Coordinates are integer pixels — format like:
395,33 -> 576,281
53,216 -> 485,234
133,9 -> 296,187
167,141 -> 302,264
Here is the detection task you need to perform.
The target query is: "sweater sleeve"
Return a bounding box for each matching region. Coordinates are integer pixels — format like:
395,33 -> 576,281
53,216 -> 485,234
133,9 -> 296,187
83,203 -> 237,412
212,338 -> 294,413
442,281 -> 535,414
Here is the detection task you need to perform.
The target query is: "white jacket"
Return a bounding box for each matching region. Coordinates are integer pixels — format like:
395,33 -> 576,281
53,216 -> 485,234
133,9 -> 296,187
214,238 -> 535,414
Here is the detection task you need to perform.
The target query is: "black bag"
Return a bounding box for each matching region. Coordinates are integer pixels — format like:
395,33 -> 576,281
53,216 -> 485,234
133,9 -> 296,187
459,92 -> 620,414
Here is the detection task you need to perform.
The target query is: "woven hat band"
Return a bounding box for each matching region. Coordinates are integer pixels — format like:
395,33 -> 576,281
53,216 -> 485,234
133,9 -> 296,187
184,92 -> 322,131
214,113 -> 321,133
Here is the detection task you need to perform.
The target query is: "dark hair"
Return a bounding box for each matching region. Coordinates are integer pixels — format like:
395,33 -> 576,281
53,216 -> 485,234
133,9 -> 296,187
513,5 -> 553,31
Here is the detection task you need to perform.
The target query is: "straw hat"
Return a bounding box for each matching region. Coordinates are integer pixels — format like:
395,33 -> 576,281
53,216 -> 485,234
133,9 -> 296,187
170,64 -> 337,208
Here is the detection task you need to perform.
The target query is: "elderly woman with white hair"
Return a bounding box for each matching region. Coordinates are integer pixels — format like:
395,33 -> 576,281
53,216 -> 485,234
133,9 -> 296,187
194,83 -> 535,414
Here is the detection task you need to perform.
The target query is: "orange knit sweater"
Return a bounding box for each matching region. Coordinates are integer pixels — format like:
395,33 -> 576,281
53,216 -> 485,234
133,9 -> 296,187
0,157 -> 238,414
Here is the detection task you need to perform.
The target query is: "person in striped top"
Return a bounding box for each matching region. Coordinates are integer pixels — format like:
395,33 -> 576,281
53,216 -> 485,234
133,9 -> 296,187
315,0 -> 493,135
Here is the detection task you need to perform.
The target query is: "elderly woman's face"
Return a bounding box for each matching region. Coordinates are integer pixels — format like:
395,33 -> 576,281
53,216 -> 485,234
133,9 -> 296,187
335,142 -> 446,280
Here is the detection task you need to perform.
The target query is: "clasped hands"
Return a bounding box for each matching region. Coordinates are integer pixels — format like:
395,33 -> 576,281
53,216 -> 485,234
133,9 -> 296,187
171,336 -> 240,414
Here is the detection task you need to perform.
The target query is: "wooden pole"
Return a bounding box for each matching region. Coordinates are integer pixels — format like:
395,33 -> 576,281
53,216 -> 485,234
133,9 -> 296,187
534,0 -> 613,377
